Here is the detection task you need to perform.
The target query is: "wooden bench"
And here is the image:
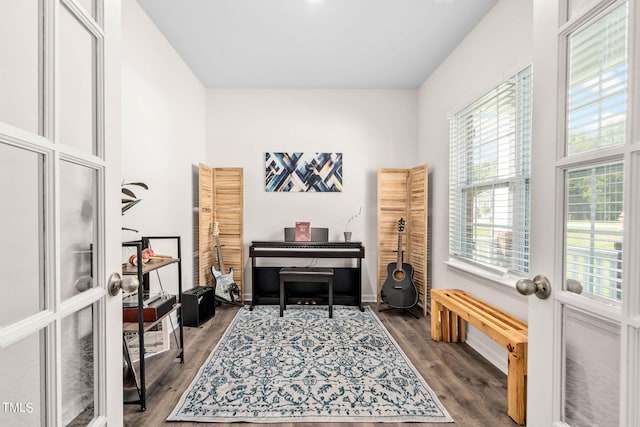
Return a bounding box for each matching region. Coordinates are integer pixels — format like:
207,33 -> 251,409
430,289 -> 528,425
279,267 -> 334,318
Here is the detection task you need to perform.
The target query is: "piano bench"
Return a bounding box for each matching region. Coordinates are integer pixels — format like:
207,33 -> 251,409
279,267 -> 334,318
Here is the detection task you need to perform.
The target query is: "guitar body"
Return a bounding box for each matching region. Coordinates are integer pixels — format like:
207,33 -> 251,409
380,218 -> 419,309
381,262 -> 418,309
211,266 -> 238,301
211,221 -> 239,302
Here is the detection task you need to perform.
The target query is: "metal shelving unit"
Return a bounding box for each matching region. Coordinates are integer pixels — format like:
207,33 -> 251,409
122,236 -> 184,411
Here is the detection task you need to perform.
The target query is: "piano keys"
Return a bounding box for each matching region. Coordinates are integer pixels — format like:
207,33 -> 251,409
249,241 -> 365,258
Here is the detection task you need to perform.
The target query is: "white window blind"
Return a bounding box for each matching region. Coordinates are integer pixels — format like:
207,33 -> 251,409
567,2 -> 628,155
449,66 -> 532,273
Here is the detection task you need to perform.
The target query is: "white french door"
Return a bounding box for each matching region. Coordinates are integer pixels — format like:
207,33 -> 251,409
0,0 -> 122,426
529,0 -> 639,426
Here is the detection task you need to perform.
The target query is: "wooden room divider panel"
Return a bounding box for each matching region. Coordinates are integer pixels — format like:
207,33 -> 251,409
198,164 -> 244,301
377,168 -> 409,307
198,164 -> 215,288
377,165 -> 429,316
408,165 -> 429,316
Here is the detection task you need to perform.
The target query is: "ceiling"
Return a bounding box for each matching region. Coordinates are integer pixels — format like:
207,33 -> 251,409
135,0 -> 498,89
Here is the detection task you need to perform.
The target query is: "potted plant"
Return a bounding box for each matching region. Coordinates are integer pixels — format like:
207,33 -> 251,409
344,207 -> 361,242
122,181 -> 148,232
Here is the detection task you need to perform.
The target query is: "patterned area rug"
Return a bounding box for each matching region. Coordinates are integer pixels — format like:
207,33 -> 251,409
168,305 -> 453,423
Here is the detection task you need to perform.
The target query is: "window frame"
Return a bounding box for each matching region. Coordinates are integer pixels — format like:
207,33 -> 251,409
448,65 -> 533,275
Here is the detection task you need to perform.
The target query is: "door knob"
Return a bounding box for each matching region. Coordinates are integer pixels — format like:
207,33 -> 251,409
108,272 -> 139,296
566,279 -> 583,294
516,274 -> 551,299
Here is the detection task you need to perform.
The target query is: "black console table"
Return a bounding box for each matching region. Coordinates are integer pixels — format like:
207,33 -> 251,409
249,241 -> 365,310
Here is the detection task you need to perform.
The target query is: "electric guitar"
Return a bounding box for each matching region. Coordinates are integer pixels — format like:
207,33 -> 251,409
211,222 -> 239,302
380,218 -> 418,309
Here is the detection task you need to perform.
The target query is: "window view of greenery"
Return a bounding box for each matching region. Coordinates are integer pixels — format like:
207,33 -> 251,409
449,66 -> 531,273
564,2 -> 627,304
566,163 -> 623,303
567,2 -> 627,155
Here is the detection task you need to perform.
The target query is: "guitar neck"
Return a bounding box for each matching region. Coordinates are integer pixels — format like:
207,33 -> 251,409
396,232 -> 402,269
215,235 -> 225,272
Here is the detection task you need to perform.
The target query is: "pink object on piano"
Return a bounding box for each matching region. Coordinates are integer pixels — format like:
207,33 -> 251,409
295,222 -> 311,242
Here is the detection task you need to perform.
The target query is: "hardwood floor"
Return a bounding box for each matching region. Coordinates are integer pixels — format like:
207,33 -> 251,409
123,304 -> 520,427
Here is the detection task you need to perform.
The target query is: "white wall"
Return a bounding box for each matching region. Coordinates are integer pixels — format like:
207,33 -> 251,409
121,0 -> 206,294
124,0 -> 534,374
205,89 -> 417,301
417,0 -> 533,372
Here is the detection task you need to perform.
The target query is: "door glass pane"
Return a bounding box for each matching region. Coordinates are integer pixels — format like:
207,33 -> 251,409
567,2 -> 628,155
60,161 -> 97,302
61,305 -> 95,426
0,329 -> 47,426
562,307 -> 620,426
58,4 -> 97,155
565,162 -> 623,303
0,0 -> 42,135
0,142 -> 45,327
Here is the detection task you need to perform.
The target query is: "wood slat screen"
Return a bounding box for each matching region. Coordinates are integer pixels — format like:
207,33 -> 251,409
198,164 -> 214,287
408,165 -> 429,316
198,164 -> 244,300
377,165 -> 429,316
377,169 -> 409,306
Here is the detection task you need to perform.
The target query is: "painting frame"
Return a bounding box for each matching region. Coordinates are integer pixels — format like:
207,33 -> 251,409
265,152 -> 343,192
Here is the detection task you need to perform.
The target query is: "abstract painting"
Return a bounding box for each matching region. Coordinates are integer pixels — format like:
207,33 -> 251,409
265,152 -> 342,192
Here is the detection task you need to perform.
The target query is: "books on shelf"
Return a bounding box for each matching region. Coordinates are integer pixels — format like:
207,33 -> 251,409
122,294 -> 177,322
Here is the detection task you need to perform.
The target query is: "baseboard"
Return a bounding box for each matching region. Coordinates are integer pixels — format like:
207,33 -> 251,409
361,294 -> 377,303
465,327 -> 508,374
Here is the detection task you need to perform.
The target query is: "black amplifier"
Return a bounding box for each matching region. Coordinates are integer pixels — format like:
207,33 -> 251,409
182,286 -> 215,327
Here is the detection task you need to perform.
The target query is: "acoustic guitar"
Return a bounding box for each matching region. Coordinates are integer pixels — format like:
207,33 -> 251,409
381,218 -> 418,309
211,221 -> 239,302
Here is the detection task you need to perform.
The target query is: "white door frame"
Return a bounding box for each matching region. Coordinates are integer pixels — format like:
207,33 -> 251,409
530,0 -> 639,425
0,0 -> 122,425
103,0 -> 124,424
